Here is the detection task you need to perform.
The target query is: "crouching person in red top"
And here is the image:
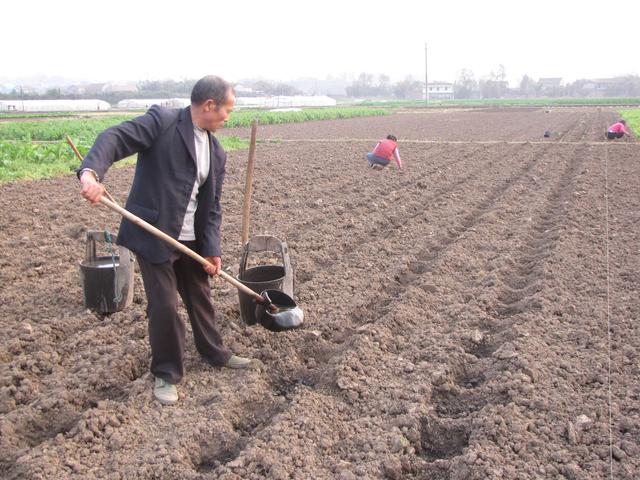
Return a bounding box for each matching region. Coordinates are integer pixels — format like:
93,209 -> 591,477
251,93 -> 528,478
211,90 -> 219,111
606,120 -> 630,140
366,134 -> 403,170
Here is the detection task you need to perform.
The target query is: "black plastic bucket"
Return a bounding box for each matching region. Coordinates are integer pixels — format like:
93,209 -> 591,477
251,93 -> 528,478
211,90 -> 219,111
237,265 -> 286,325
79,231 -> 134,314
236,235 -> 294,326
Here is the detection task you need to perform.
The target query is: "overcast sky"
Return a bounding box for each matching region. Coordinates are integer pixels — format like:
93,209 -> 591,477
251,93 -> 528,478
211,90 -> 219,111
3,0 -> 638,87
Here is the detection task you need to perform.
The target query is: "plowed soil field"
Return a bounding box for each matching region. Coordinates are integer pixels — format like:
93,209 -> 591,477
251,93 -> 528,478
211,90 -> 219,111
1,107 -> 638,479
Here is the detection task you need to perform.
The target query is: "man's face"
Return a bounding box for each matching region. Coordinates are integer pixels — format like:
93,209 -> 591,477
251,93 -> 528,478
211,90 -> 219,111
202,91 -> 235,132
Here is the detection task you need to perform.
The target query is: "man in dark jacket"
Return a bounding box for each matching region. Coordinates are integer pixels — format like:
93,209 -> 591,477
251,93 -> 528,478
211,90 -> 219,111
79,75 -> 261,406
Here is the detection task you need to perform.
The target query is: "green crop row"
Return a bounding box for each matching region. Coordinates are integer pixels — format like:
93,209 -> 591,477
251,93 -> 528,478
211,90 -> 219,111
620,108 -> 640,135
0,137 -> 247,182
0,141 -> 106,181
0,108 -> 387,143
0,116 -> 137,142
0,107 -> 388,182
226,107 -> 388,126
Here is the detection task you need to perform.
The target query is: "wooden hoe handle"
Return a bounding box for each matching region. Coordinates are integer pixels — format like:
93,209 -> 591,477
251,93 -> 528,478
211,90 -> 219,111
98,196 -> 265,302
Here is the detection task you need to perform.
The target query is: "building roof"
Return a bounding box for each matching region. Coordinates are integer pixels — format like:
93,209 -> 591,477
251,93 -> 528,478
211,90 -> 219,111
539,78 -> 562,87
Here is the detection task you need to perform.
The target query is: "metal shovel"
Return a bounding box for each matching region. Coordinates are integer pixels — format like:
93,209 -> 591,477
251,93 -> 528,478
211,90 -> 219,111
97,196 -> 304,331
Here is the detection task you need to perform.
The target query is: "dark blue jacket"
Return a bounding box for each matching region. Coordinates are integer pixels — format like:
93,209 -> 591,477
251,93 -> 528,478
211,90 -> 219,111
79,105 -> 226,263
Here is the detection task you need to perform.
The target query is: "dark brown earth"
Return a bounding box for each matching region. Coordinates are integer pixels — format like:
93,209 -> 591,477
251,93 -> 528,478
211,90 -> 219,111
0,107 -> 638,479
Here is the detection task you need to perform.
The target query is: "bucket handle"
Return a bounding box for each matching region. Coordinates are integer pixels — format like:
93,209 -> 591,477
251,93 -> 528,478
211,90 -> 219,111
240,235 -> 294,298
85,230 -> 131,265
85,230 -> 114,262
239,235 -> 290,277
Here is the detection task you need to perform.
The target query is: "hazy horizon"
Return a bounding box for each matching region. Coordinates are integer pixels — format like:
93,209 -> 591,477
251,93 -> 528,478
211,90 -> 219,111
3,0 -> 638,89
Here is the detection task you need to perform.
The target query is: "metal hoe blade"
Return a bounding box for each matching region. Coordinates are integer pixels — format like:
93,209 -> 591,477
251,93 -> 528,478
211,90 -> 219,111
255,289 -> 304,332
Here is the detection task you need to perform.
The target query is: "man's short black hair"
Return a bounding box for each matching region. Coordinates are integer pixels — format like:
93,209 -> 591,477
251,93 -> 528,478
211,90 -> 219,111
191,75 -> 235,106
386,134 -> 397,141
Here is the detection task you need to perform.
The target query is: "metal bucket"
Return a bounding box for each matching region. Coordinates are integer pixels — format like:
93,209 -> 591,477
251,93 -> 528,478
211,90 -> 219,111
237,235 -> 294,325
79,231 -> 134,314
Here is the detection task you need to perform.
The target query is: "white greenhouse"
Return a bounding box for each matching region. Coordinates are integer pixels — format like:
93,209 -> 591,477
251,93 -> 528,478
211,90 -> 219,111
236,95 -> 337,109
116,98 -> 191,110
0,99 -> 111,112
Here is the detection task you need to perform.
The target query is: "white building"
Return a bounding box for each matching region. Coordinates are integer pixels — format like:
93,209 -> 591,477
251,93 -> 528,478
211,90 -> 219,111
426,82 -> 454,101
0,99 -> 111,112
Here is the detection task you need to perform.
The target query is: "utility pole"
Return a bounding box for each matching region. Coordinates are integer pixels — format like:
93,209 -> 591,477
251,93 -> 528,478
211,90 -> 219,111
424,43 -> 428,104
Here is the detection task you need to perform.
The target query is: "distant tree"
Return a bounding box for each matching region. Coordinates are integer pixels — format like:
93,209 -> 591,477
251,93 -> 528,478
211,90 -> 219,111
566,79 -> 595,97
346,72 -> 378,97
346,73 -> 425,98
271,82 -> 302,96
479,65 -> 509,99
519,75 -> 536,97
45,88 -> 61,99
607,75 -> 640,96
565,75 -> 640,98
479,79 -> 495,99
240,80 -> 301,96
358,72 -> 375,88
137,79 -> 195,98
393,76 -> 423,99
377,74 -> 391,96
624,75 -> 640,96
493,64 -> 506,82
454,69 -> 477,99
250,81 -> 272,94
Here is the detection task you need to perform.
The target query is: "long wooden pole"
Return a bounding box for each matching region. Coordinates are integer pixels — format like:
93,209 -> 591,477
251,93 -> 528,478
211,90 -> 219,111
241,120 -> 258,245
98,196 -> 266,302
66,134 -> 84,161
424,42 -> 429,104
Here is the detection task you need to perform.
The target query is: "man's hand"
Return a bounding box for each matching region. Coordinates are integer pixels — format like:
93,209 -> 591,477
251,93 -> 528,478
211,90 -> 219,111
204,256 -> 221,276
80,170 -> 105,204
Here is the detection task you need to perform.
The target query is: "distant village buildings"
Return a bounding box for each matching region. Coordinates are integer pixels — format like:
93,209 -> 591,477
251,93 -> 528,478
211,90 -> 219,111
570,77 -> 638,97
1,75 -> 638,112
538,78 -> 562,90
426,82 -> 454,100
449,75 -> 640,100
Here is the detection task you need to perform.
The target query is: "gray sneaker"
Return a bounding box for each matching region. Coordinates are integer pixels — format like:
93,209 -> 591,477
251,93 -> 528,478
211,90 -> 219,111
224,355 -> 264,370
154,377 -> 178,405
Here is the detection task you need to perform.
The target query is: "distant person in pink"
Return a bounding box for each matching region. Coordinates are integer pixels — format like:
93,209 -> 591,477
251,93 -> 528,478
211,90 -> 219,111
606,120 -> 630,140
366,135 -> 403,170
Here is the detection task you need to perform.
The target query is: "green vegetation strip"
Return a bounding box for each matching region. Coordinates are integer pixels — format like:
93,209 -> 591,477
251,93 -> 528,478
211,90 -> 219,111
620,108 -> 640,135
226,107 -> 387,126
0,116 -> 137,143
0,142 -> 134,181
0,112 -> 82,119
0,138 -> 246,182
0,107 -> 387,181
